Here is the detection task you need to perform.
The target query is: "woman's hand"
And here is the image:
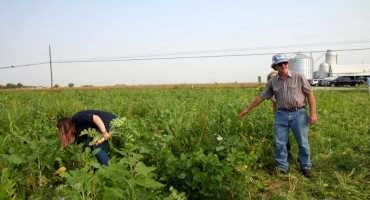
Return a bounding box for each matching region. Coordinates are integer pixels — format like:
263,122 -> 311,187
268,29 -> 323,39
102,131 -> 110,140
94,132 -> 110,145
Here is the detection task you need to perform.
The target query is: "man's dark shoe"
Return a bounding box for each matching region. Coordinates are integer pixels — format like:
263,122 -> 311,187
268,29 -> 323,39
302,169 -> 313,178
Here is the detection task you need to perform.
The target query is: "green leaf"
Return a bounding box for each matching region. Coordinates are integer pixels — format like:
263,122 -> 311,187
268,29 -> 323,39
135,162 -> 156,176
102,187 -> 125,199
134,177 -> 163,189
215,146 -> 225,152
177,173 -> 186,179
6,154 -> 24,165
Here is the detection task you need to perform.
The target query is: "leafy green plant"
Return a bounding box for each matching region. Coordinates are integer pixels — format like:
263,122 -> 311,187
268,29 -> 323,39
0,87 -> 369,199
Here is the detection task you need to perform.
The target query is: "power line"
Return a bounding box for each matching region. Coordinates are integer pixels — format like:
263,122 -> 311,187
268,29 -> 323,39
2,39 -> 370,70
54,47 -> 370,63
53,39 -> 370,61
1,47 -> 370,70
0,61 -> 49,69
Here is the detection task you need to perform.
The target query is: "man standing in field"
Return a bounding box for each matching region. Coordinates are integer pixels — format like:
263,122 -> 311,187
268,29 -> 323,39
239,54 -> 317,178
267,70 -> 293,160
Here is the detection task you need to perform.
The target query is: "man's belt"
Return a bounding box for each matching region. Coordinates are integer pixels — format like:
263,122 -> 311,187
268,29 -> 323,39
278,106 -> 305,112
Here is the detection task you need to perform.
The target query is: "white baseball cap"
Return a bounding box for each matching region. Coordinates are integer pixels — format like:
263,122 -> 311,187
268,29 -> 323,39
271,54 -> 289,70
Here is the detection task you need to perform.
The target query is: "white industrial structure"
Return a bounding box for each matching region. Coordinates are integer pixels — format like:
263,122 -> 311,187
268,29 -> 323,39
316,49 -> 337,78
288,53 -> 313,80
316,62 -> 330,78
325,50 -> 338,66
331,64 -> 370,77
269,50 -> 370,83
313,49 -> 370,79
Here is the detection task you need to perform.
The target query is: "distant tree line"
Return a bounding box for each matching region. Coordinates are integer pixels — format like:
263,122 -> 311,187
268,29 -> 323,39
0,83 -> 75,89
0,83 -> 25,89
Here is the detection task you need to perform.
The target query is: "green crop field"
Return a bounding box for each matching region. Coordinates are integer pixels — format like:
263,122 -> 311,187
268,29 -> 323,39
0,87 -> 369,199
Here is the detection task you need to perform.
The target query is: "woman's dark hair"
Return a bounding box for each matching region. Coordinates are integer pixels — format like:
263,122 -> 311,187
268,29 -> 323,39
57,117 -> 75,148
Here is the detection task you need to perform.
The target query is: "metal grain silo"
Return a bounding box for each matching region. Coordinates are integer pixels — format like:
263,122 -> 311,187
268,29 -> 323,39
288,53 -> 313,80
318,62 -> 330,78
325,50 -> 337,65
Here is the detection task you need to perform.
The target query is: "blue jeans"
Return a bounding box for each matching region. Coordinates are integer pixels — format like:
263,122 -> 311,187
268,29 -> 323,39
92,141 -> 109,166
274,108 -> 311,172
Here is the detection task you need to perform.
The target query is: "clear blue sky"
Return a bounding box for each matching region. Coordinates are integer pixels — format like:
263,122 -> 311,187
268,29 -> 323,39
1,0 -> 370,86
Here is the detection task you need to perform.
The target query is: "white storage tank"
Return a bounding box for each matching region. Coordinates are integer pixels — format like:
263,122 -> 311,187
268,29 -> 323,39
325,50 -> 337,65
318,62 -> 330,78
289,53 -> 313,80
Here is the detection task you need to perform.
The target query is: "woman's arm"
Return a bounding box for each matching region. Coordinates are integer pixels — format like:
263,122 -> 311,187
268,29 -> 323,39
92,114 -> 110,144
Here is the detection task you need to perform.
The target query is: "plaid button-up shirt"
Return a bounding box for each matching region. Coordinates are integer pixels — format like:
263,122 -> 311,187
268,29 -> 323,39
260,71 -> 312,110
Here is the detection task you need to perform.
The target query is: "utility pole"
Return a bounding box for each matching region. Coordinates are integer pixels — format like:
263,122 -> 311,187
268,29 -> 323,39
49,44 -> 53,88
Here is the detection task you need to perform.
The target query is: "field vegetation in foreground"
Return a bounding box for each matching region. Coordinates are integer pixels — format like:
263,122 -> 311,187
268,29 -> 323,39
0,86 -> 369,199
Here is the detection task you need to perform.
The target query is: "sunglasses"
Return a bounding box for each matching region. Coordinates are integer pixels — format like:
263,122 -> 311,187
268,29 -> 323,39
276,62 -> 288,67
